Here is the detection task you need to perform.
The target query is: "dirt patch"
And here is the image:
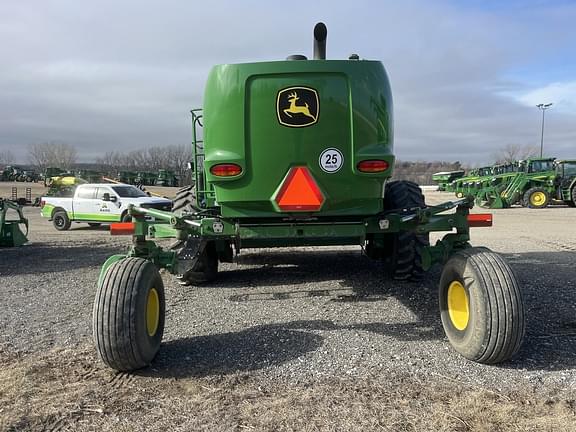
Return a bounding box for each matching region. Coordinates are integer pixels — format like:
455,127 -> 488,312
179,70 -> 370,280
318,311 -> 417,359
1,346 -> 574,432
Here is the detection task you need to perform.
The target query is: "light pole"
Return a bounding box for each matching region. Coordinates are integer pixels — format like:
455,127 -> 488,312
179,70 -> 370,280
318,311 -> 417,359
536,103 -> 552,157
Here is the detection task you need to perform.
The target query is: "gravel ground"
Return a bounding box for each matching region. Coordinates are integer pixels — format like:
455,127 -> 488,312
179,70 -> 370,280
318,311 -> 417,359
1,189 -> 575,430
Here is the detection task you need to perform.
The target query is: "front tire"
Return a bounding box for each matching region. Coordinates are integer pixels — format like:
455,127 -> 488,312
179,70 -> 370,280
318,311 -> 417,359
523,187 -> 550,209
439,247 -> 524,364
52,210 -> 71,231
93,257 -> 165,371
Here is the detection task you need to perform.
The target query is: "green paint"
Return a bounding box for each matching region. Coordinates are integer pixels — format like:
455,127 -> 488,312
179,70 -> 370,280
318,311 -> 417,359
202,60 -> 394,218
41,204 -> 55,218
73,213 -> 120,222
98,255 -> 126,287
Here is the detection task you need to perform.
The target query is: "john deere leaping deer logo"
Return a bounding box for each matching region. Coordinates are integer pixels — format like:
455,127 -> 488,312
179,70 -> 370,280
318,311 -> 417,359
277,87 -> 319,127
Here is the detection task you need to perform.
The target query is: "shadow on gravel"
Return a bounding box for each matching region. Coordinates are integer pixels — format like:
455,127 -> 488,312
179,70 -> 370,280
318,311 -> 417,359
214,248 -> 576,372
0,243 -> 124,276
141,323 -> 324,379
501,251 -> 576,371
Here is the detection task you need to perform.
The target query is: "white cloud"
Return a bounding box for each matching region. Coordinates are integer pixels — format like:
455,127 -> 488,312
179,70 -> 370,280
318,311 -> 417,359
515,81 -> 576,114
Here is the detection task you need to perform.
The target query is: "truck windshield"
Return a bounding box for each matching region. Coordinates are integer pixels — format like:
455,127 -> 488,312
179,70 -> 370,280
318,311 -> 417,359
111,186 -> 148,198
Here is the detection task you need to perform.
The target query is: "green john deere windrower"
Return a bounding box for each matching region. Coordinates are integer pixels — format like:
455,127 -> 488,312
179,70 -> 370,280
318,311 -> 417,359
93,24 -> 525,372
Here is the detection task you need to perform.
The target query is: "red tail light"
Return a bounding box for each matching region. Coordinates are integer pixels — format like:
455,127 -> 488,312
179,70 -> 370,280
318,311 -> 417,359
467,213 -> 493,227
357,160 -> 389,173
110,222 -> 135,235
210,163 -> 242,177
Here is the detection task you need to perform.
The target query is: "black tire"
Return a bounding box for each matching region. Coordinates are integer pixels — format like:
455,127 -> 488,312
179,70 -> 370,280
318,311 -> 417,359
121,212 -> 132,222
176,241 -> 219,285
439,247 -> 524,364
88,222 -> 102,227
382,181 -> 430,280
172,185 -> 200,215
569,187 -> 576,207
93,257 -> 165,371
523,187 -> 550,209
52,210 -> 71,231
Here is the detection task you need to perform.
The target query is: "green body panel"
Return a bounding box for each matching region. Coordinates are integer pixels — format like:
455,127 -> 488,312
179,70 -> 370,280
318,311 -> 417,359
72,213 -> 120,222
41,204 -> 55,218
202,60 -> 394,218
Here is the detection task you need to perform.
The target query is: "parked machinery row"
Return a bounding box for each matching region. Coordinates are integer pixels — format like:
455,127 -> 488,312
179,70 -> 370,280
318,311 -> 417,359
434,158 -> 576,208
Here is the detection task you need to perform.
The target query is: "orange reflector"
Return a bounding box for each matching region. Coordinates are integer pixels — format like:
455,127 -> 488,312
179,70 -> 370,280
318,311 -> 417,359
210,163 -> 242,177
467,213 -> 493,227
357,160 -> 389,173
110,222 -> 135,235
275,166 -> 325,211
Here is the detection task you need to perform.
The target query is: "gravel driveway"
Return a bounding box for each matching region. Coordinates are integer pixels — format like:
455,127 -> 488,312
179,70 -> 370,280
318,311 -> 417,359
1,192 -> 575,431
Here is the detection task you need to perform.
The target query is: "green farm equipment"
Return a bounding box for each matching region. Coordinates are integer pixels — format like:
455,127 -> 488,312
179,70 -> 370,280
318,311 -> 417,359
432,170 -> 464,191
0,199 -> 28,247
553,159 -> 576,207
136,171 -> 157,186
117,171 -> 138,185
477,158 -> 556,208
155,169 -> 178,187
76,170 -> 103,183
93,23 -> 524,372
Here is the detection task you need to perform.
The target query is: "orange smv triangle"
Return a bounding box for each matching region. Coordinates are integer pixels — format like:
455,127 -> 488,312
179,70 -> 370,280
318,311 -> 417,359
275,167 -> 325,211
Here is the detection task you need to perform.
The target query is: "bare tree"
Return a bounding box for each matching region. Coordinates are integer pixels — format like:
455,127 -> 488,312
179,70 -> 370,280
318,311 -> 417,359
0,149 -> 15,167
493,143 -> 539,164
28,142 -> 77,170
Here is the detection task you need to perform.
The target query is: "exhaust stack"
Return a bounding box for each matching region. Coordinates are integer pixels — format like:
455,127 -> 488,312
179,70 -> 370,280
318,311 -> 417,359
313,22 -> 327,60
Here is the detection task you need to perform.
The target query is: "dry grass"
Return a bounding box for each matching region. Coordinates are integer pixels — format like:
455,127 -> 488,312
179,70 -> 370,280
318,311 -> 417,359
1,346 -> 574,432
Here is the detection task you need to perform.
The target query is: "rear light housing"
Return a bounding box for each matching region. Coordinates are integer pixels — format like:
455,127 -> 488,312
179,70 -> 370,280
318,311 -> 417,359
357,160 -> 389,173
210,163 -> 242,177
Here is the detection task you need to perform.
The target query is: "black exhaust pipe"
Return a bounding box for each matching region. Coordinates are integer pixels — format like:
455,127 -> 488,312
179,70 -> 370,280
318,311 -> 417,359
313,22 -> 327,60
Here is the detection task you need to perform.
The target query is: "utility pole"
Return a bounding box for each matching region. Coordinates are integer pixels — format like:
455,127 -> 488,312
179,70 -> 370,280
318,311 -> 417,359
536,103 -> 553,157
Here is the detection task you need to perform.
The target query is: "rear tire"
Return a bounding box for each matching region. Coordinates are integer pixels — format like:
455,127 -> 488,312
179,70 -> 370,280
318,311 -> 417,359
382,181 -> 429,280
52,210 -> 71,231
439,247 -> 524,364
523,187 -> 550,209
172,185 -> 201,214
93,257 -> 165,371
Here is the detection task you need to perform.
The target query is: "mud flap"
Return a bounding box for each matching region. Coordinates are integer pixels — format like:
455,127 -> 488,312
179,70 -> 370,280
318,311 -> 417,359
174,237 -> 209,280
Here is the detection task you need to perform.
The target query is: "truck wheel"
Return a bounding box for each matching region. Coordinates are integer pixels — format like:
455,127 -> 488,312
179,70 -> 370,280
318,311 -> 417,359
172,185 -> 201,214
177,241 -> 219,285
383,181 -> 429,280
523,187 -> 550,209
121,212 -> 132,222
439,247 -> 524,364
52,210 -> 71,231
93,257 -> 165,371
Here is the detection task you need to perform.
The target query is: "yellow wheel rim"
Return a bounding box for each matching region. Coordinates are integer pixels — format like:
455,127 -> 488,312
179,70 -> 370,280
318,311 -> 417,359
530,191 -> 546,206
447,281 -> 469,331
456,192 -> 463,198
146,288 -> 160,337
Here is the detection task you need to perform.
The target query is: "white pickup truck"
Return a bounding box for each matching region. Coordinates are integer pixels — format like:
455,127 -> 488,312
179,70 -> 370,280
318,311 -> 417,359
40,183 -> 172,231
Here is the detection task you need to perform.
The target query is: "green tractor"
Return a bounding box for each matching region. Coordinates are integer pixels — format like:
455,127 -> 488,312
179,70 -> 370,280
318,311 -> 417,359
477,158 -> 556,209
451,166 -> 492,198
117,171 -> 138,185
432,170 -> 464,191
44,167 -> 71,186
155,169 -> 178,187
76,169 -> 103,183
135,171 -> 157,186
93,23 -> 524,372
553,159 -> 576,207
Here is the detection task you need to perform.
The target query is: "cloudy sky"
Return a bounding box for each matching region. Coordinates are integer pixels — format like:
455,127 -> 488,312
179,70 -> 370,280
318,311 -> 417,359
1,0 -> 575,165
